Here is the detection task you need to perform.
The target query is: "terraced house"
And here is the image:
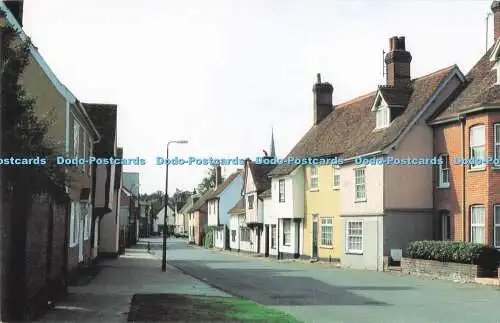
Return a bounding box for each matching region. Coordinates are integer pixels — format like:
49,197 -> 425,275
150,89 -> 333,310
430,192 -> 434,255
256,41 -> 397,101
430,1 -> 500,249
269,75 -> 340,262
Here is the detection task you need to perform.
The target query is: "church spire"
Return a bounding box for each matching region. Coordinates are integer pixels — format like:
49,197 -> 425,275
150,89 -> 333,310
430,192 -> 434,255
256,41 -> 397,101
270,127 -> 276,157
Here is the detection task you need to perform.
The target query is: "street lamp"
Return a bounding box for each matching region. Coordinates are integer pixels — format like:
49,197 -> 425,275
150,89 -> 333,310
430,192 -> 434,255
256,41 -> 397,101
162,139 -> 188,272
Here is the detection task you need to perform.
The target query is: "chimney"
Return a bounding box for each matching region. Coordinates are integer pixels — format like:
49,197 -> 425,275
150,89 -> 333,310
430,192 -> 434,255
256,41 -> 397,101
384,36 -> 412,88
313,73 -> 334,126
215,165 -> 222,188
5,0 -> 24,26
493,1 -> 500,42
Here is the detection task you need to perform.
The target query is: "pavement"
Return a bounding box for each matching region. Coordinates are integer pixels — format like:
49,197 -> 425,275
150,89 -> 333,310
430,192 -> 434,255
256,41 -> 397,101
162,239 -> 500,323
37,240 -> 229,322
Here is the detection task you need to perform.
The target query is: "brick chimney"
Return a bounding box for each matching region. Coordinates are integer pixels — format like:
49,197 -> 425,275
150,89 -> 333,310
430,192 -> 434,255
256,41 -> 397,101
5,0 -> 24,26
492,1 -> 500,42
384,36 -> 412,88
313,73 -> 333,126
215,165 -> 222,189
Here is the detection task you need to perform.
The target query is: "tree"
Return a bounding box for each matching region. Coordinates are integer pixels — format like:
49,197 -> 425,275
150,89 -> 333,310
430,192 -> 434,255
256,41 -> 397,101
1,18 -> 67,320
171,188 -> 192,211
197,165 -> 225,195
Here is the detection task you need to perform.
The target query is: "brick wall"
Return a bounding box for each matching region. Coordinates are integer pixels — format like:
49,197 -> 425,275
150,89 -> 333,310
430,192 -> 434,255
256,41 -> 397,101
434,111 -> 500,246
401,257 -> 478,282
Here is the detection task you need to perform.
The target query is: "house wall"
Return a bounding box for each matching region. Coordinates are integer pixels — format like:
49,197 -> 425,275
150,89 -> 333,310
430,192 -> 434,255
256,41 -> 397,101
435,111 -> 500,246
383,211 -> 434,255
229,214 -> 241,250
220,175 -> 244,226
244,169 -> 259,223
278,218 -> 303,257
207,199 -> 219,227
99,187 -> 120,257
262,196 -> 277,256
340,163 -> 384,215
340,215 -> 384,271
303,165 -> 342,260
272,176 -> 294,218
94,165 -> 109,208
194,210 -> 208,245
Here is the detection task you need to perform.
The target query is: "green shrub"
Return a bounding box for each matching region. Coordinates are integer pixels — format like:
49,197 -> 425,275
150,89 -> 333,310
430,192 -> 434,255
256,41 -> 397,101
203,228 -> 214,249
405,240 -> 499,271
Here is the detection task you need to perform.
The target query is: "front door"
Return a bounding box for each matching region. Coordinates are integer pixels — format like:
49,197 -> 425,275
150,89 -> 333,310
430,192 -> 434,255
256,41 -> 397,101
312,216 -> 318,258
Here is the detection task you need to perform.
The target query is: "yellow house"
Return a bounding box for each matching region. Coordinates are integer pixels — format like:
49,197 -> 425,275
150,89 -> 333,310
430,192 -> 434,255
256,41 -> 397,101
302,164 -> 342,261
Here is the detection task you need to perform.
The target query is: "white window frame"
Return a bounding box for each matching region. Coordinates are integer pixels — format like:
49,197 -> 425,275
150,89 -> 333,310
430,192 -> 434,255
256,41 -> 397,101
271,224 -> 276,249
470,205 -> 485,244
310,165 -> 319,190
345,220 -> 363,254
375,105 -> 390,129
320,217 -> 333,247
441,211 -> 451,241
438,155 -> 450,188
73,119 -> 80,159
469,125 -> 486,169
283,219 -> 291,246
333,165 -> 340,189
494,124 -> 500,166
354,167 -> 366,202
494,205 -> 500,248
278,179 -> 285,202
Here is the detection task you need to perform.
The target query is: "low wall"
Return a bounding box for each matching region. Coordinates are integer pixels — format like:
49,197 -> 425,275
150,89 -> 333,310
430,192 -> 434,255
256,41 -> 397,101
401,257 -> 479,282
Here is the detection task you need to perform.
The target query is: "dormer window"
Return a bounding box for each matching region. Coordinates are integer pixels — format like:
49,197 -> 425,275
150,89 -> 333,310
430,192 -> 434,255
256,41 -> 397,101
376,105 -> 390,129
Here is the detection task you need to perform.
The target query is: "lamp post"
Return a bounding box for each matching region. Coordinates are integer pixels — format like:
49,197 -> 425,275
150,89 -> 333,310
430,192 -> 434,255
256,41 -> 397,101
162,140 -> 188,272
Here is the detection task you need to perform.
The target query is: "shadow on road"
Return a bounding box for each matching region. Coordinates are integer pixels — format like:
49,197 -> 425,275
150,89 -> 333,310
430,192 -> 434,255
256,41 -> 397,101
169,260 -> 414,306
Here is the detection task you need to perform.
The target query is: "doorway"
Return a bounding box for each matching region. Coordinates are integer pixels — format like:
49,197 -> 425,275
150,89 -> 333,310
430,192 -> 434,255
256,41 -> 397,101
312,215 -> 318,259
265,224 -> 269,257
441,211 -> 451,240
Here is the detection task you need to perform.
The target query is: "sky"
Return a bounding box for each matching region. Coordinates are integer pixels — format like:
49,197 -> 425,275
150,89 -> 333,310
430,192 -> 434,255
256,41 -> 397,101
22,0 -> 494,195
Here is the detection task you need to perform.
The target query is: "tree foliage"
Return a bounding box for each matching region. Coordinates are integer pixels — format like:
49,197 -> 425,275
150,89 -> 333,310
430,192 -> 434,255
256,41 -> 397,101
197,165 -> 225,195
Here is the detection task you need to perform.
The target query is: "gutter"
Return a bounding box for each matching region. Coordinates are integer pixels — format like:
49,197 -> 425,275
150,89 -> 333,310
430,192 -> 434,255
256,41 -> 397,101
460,113 -> 466,241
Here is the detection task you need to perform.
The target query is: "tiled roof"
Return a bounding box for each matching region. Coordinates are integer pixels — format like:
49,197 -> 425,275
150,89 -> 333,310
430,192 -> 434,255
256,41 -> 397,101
179,195 -> 194,214
83,103 -> 117,157
188,189 -> 215,213
259,188 -> 271,198
228,198 -> 245,214
431,47 -> 500,121
270,65 -> 457,176
248,161 -> 274,193
207,170 -> 242,200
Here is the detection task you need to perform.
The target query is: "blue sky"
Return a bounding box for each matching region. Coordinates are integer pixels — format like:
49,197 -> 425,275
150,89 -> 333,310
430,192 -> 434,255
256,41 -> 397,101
23,0 -> 493,194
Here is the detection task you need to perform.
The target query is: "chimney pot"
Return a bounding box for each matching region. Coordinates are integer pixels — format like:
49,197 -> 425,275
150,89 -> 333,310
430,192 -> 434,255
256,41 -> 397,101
317,73 -> 321,83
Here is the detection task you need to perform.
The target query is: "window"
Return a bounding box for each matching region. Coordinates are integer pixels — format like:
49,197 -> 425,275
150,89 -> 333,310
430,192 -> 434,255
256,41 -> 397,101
279,179 -> 285,202
333,166 -> 340,189
248,195 -> 254,209
240,227 -> 251,242
73,120 -> 80,158
310,166 -> 318,189
354,168 -> 366,201
376,106 -> 390,129
495,124 -> 500,165
231,230 -> 236,242
469,125 -> 485,169
283,219 -> 291,246
320,217 -> 333,247
470,205 -> 485,244
346,220 -> 363,253
495,206 -> 500,248
438,155 -> 450,188
271,224 -> 276,249
69,202 -> 80,246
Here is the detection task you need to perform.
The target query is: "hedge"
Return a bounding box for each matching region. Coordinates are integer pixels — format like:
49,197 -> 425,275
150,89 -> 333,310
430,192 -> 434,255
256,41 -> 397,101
404,240 -> 499,270
203,227 -> 214,249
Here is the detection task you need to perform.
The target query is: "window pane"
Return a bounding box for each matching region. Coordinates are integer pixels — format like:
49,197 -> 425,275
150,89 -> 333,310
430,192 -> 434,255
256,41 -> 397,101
470,126 -> 485,146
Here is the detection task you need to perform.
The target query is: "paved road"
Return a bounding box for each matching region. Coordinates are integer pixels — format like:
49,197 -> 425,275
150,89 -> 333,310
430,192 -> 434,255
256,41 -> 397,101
161,239 -> 500,323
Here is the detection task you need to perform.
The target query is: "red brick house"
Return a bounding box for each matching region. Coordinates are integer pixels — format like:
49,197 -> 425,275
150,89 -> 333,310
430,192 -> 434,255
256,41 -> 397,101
430,1 -> 500,248
187,189 -> 214,246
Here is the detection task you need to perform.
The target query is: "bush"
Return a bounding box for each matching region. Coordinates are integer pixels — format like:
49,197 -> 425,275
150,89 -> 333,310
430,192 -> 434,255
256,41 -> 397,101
405,240 -> 499,271
203,228 -> 214,249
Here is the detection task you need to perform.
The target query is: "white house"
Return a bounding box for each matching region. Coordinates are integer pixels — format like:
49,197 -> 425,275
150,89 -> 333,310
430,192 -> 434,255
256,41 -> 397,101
260,189 -> 277,257
267,166 -> 304,259
228,198 -> 245,251
154,204 -> 175,234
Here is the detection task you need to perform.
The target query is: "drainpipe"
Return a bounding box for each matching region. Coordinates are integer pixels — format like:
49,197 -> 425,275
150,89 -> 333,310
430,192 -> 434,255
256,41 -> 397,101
277,218 -> 280,260
460,114 -> 466,241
